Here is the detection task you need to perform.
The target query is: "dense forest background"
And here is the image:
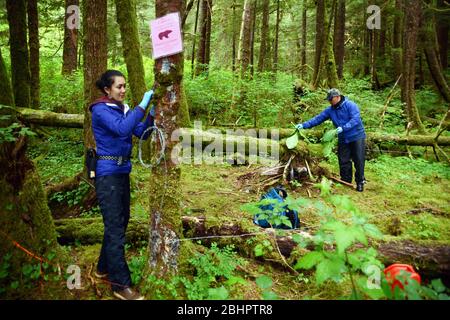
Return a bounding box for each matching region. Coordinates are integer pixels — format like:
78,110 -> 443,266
0,0 -> 449,301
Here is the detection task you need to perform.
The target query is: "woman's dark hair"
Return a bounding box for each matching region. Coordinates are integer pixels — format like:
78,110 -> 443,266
95,70 -> 125,94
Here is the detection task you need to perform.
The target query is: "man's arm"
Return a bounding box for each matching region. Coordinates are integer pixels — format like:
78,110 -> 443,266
302,108 -> 330,129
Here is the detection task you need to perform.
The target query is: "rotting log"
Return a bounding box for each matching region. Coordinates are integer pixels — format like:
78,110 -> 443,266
55,216 -> 450,281
13,106 -> 450,147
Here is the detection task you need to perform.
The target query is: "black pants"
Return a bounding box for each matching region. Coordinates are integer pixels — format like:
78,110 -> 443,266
95,174 -> 132,291
337,138 -> 366,184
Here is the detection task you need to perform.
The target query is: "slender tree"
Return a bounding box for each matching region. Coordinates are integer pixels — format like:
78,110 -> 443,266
115,0 -> 146,107
333,0 -> 345,79
27,0 -> 40,109
238,0 -> 254,78
401,0 -> 425,132
195,0 -> 212,76
393,0 -> 403,80
6,0 -> 30,108
258,0 -> 270,72
0,47 -> 14,106
435,0 -> 448,69
273,0 -> 281,74
301,1 -> 307,79
145,0 -> 185,281
421,5 -> 450,103
83,0 -> 108,150
190,0 -> 200,78
312,0 -> 325,87
62,0 -> 79,75
250,0 -> 257,77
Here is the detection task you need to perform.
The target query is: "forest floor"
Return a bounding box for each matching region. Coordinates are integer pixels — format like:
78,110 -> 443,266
5,127 -> 448,300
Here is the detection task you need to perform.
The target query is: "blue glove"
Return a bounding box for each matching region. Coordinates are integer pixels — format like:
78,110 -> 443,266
295,124 -> 303,130
336,127 -> 343,134
138,90 -> 154,110
149,105 -> 156,117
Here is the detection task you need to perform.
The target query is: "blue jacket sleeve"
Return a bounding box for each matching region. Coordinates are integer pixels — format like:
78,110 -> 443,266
342,101 -> 361,132
302,108 -> 330,129
92,104 -> 145,137
133,113 -> 154,140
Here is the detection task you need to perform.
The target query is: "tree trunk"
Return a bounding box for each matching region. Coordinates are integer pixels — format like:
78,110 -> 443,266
370,28 -> 380,90
311,0 -> 325,88
195,0 -> 212,76
273,0 -> 281,75
115,0 -> 146,107
238,0 -> 254,79
436,0 -> 448,69
0,47 -> 14,106
27,0 -> 40,109
145,0 -> 185,279
333,0 -> 345,79
83,0 -> 107,150
55,217 -> 450,281
301,1 -> 307,79
324,0 -> 339,88
249,0 -> 257,78
401,0 -> 425,133
190,0 -> 200,78
393,0 -> 403,80
258,0 -> 270,72
62,0 -> 79,75
0,100 -> 57,281
421,5 -> 450,103
6,0 -> 30,109
232,0 -> 237,73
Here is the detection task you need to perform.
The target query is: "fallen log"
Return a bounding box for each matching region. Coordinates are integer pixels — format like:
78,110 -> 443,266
13,106 -> 450,147
55,216 -> 450,282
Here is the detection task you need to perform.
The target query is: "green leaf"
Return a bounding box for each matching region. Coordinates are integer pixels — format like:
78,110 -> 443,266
225,276 -> 247,286
315,257 -> 346,285
286,131 -> 299,149
431,279 -> 446,293
262,290 -> 278,300
256,275 -> 273,289
363,223 -> 383,239
10,281 -> 19,289
322,143 -> 333,157
207,286 -> 229,300
254,244 -> 265,257
295,251 -> 324,270
322,129 -> 337,143
356,276 -> 385,300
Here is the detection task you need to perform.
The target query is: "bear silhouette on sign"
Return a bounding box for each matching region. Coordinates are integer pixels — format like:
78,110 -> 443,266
158,30 -> 172,40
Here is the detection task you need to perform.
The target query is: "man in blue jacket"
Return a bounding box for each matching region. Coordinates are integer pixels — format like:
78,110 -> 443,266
296,88 -> 366,192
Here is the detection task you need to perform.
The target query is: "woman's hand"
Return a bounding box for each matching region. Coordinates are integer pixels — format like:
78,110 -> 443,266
138,90 -> 154,110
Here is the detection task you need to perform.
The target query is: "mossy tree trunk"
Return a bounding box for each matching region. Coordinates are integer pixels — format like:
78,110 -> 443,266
0,47 -> 14,106
27,0 -> 40,109
301,1 -> 307,79
6,0 -> 30,109
393,0 -> 403,80
435,0 -> 448,69
257,0 -> 270,73
420,6 -> 450,103
0,101 -> 57,279
62,0 -> 79,75
115,0 -> 146,107
145,0 -> 185,280
238,0 -> 254,79
195,0 -> 212,76
401,0 -> 425,133
83,0 -> 107,150
333,0 -> 345,80
311,0 -> 325,88
273,0 -> 281,75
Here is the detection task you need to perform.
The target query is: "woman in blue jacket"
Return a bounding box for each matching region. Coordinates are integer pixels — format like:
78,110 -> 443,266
90,70 -> 154,300
296,88 -> 366,192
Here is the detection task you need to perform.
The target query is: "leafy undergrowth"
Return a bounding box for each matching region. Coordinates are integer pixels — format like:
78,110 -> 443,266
11,129 -> 449,300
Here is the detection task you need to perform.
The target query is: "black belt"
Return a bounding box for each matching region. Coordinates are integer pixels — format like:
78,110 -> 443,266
97,155 -> 131,165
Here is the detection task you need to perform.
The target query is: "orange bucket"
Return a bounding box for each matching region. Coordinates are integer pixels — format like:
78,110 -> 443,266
384,263 -> 421,291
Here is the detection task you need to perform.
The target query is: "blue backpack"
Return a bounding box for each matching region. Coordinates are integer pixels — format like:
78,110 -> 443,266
253,186 -> 300,229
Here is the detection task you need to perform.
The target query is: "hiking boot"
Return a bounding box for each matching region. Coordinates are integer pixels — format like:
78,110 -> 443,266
94,270 -> 108,279
356,183 -> 364,192
113,288 -> 145,300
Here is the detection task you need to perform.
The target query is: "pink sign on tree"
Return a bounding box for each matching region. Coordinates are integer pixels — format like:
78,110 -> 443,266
150,12 -> 183,59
